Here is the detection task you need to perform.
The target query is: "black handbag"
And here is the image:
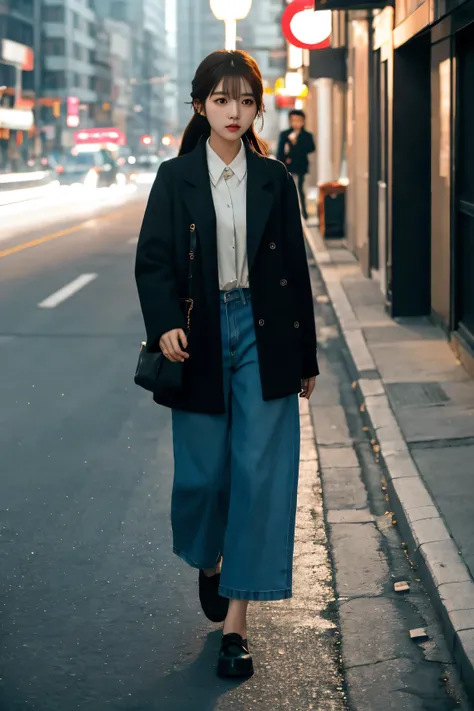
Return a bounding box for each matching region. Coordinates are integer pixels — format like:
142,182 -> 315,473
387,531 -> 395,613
134,223 -> 197,395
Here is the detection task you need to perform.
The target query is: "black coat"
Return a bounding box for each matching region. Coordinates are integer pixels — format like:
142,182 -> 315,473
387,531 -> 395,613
135,140 -> 319,414
276,128 -> 315,176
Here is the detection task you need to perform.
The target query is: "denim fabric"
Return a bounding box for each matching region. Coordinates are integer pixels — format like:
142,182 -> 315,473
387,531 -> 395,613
171,287 -> 300,601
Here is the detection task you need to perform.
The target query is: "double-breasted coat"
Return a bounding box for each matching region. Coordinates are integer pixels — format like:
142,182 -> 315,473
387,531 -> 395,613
135,138 -> 319,415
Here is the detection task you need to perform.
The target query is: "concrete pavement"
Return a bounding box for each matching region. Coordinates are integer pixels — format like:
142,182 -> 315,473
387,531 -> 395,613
305,221 -> 474,700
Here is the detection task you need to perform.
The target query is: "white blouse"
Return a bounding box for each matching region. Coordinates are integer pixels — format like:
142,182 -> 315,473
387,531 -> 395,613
206,138 -> 249,290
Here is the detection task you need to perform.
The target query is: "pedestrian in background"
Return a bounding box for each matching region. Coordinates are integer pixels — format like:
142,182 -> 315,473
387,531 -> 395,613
277,109 -> 316,220
135,50 -> 318,679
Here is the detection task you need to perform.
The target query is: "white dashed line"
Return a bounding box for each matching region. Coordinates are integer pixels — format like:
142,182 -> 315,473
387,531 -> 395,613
38,273 -> 98,309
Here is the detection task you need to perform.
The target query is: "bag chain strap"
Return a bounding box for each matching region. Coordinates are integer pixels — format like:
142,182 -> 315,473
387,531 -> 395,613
184,223 -> 197,332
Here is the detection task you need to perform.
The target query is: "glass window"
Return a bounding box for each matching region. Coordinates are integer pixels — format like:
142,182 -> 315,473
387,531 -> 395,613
43,70 -> 66,89
44,38 -> 65,56
43,5 -> 64,23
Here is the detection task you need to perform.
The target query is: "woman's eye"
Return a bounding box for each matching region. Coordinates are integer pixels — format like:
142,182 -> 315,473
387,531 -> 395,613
243,99 -> 254,105
216,98 -> 226,104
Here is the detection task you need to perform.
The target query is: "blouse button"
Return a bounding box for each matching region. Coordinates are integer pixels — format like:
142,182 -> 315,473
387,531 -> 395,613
294,321 -> 300,329
280,278 -> 287,287
269,242 -> 276,250
258,319 -> 265,327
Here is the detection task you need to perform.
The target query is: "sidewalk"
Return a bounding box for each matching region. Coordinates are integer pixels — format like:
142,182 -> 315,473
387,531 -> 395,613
304,222 -> 474,698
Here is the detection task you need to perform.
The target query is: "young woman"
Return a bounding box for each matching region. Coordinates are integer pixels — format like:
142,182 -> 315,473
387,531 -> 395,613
135,50 -> 319,679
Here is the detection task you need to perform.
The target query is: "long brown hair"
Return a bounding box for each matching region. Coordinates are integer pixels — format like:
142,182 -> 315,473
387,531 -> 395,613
179,50 -> 268,157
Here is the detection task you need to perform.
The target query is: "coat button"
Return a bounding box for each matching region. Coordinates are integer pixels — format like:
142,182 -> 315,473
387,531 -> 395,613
294,321 -> 300,328
269,242 -> 276,250
280,278 -> 287,286
258,319 -> 265,326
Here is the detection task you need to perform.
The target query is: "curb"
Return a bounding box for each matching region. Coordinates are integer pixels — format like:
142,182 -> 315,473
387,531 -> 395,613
303,222 -> 474,700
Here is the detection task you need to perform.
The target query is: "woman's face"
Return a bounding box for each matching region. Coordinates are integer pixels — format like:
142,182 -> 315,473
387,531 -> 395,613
202,77 -> 258,143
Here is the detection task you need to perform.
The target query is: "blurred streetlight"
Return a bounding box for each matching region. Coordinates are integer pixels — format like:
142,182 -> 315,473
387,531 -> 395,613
210,0 -> 252,51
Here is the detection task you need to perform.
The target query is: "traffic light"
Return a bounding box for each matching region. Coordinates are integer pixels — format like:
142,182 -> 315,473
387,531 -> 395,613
140,134 -> 152,146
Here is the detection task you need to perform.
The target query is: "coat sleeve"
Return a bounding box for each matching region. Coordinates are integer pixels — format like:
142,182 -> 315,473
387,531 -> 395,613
283,170 -> 319,379
135,161 -> 186,352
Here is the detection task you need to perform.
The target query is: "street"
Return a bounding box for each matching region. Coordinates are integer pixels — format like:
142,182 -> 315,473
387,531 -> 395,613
0,189 -> 473,711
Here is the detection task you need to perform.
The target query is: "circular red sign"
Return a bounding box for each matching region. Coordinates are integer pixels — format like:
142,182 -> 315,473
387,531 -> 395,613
281,0 -> 331,50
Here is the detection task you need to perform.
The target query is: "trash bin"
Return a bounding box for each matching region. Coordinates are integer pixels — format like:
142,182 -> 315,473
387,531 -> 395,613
318,182 -> 346,238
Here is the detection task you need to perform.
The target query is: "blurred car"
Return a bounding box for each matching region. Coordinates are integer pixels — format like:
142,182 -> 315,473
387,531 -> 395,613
49,148 -> 122,188
116,152 -> 137,184
129,154 -> 161,184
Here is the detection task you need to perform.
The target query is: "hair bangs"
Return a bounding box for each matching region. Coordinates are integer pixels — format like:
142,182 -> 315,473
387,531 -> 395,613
213,73 -> 250,101
209,58 -> 262,110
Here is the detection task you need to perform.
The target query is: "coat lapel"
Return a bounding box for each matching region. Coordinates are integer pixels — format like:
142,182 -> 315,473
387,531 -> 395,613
245,147 -> 274,273
179,140 -> 275,288
181,141 -> 219,297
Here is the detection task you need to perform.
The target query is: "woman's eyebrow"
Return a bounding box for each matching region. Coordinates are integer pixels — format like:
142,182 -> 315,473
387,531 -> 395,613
211,91 -> 254,98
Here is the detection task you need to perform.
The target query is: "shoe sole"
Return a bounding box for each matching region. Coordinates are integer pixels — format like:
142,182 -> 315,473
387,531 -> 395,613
217,657 -> 254,678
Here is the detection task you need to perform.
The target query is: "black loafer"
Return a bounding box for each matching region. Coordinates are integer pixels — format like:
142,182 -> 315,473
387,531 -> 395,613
198,568 -> 229,623
217,633 -> 254,678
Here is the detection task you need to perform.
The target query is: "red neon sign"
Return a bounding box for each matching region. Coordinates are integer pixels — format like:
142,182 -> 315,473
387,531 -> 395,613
281,0 -> 331,50
74,128 -> 126,146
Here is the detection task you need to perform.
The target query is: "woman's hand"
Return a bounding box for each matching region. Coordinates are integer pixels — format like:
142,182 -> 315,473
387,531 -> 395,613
159,329 -> 189,363
300,376 -> 316,400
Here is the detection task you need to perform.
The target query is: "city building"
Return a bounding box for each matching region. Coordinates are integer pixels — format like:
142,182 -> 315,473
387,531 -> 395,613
163,0 -> 178,140
41,0 -> 100,150
305,0 -> 474,372
101,16 -> 133,141
94,0 -> 170,152
0,0 -> 40,169
176,0 -> 224,133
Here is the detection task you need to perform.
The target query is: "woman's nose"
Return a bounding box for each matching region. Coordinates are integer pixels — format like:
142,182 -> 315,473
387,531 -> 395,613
229,101 -> 240,118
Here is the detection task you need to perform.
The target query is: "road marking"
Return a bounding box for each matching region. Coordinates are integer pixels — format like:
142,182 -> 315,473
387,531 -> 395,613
38,273 -> 98,309
0,204 -> 134,260
0,223 -> 86,259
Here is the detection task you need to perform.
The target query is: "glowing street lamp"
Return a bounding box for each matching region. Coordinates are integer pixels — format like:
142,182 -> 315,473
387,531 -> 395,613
210,0 -> 253,51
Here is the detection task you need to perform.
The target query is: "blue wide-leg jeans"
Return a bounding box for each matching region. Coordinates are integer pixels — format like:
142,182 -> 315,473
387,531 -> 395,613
171,288 -> 300,601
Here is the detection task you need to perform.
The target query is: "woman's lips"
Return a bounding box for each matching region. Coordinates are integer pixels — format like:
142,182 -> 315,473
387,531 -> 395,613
226,125 -> 240,132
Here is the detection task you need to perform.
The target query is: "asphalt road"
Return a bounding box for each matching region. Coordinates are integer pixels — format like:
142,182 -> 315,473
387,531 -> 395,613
0,188 -> 343,711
